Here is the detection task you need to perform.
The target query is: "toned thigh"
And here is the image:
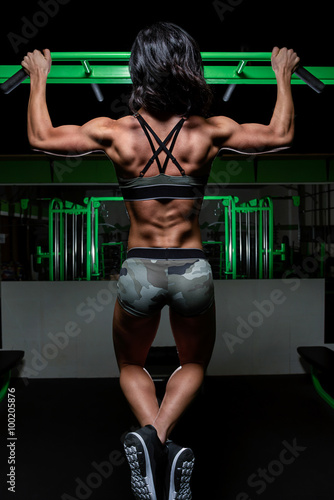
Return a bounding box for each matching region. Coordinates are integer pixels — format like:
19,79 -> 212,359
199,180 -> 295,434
112,300 -> 161,368
169,302 -> 216,368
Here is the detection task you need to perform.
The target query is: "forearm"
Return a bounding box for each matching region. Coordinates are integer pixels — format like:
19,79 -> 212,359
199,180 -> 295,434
22,49 -> 109,155
27,72 -> 53,148
269,70 -> 295,144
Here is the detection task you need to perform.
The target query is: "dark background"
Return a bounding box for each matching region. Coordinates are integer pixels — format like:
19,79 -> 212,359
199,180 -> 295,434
1,6 -> 334,500
0,0 -> 333,155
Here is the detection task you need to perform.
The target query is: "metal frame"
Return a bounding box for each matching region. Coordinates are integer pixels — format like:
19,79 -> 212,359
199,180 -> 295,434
36,194 -> 287,281
222,196 -> 279,279
1,52 -> 333,85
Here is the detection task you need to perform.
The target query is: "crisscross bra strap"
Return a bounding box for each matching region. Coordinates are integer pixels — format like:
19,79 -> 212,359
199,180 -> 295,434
134,113 -> 186,177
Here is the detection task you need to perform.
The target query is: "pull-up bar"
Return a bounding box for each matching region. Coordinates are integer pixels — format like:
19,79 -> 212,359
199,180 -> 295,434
0,52 -> 330,94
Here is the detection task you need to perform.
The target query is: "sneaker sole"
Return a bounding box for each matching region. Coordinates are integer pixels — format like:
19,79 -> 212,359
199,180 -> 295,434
124,432 -> 157,500
168,448 -> 195,500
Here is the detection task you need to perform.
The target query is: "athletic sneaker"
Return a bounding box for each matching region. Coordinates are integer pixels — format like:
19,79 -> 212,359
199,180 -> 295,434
165,440 -> 195,500
123,425 -> 166,500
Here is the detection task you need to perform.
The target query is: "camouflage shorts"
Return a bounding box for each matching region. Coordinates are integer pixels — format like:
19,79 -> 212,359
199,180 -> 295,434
117,248 -> 215,317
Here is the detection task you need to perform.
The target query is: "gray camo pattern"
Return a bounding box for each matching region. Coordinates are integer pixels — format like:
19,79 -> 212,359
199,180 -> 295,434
117,257 -> 214,317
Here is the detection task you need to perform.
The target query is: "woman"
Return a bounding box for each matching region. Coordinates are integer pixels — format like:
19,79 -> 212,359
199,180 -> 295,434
22,22 -> 299,500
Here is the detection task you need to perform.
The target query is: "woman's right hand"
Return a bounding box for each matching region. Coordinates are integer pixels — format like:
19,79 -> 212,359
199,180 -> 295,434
271,47 -> 300,76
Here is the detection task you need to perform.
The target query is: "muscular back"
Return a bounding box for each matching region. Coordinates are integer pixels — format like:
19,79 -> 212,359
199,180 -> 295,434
105,112 -> 221,249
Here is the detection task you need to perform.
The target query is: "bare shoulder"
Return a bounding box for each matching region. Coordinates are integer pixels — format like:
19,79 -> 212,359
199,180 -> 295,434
81,116 -> 116,137
207,115 -> 237,133
85,116 -> 115,128
182,115 -> 217,137
106,114 -> 139,135
86,115 -> 138,130
85,115 -> 137,143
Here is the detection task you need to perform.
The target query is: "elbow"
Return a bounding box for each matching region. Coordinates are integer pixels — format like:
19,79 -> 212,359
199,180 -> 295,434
28,130 -> 52,151
269,125 -> 295,149
28,136 -> 42,150
276,132 -> 294,149
281,130 -> 294,148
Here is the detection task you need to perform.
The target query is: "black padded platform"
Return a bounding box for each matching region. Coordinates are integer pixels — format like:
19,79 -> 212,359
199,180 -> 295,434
297,346 -> 334,408
0,350 -> 24,402
297,346 -> 334,376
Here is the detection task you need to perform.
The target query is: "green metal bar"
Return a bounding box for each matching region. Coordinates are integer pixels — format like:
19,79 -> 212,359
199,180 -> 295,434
224,204 -> 230,278
273,243 -> 286,261
258,201 -> 263,279
0,51 -> 275,62
201,52 -> 272,61
59,203 -> 64,281
48,51 -> 275,62
1,52 -> 332,85
93,201 -> 100,276
48,200 -> 53,281
222,197 -> 237,279
268,200 -> 274,279
36,245 -> 49,264
1,65 -> 331,85
204,196 -> 232,201
231,200 -> 237,279
51,52 -> 132,61
86,199 -> 92,281
83,196 -> 227,201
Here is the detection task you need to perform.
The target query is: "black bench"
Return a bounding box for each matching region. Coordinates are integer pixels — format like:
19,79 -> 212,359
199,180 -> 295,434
297,346 -> 334,408
0,350 -> 24,402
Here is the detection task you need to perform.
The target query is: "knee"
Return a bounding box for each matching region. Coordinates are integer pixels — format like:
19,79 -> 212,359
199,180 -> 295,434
119,364 -> 154,392
178,352 -> 212,371
179,361 -> 206,376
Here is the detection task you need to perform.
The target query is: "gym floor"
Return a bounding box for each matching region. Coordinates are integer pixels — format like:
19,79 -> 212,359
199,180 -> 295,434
0,374 -> 333,500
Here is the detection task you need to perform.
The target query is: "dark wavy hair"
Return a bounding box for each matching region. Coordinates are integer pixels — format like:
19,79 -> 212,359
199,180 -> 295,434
129,22 -> 213,117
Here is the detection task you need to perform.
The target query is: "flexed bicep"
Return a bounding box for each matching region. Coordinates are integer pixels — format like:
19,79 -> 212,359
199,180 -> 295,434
30,118 -> 114,157
209,116 -> 288,154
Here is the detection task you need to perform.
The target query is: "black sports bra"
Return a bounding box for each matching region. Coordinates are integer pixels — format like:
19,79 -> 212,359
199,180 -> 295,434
118,113 -> 208,201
